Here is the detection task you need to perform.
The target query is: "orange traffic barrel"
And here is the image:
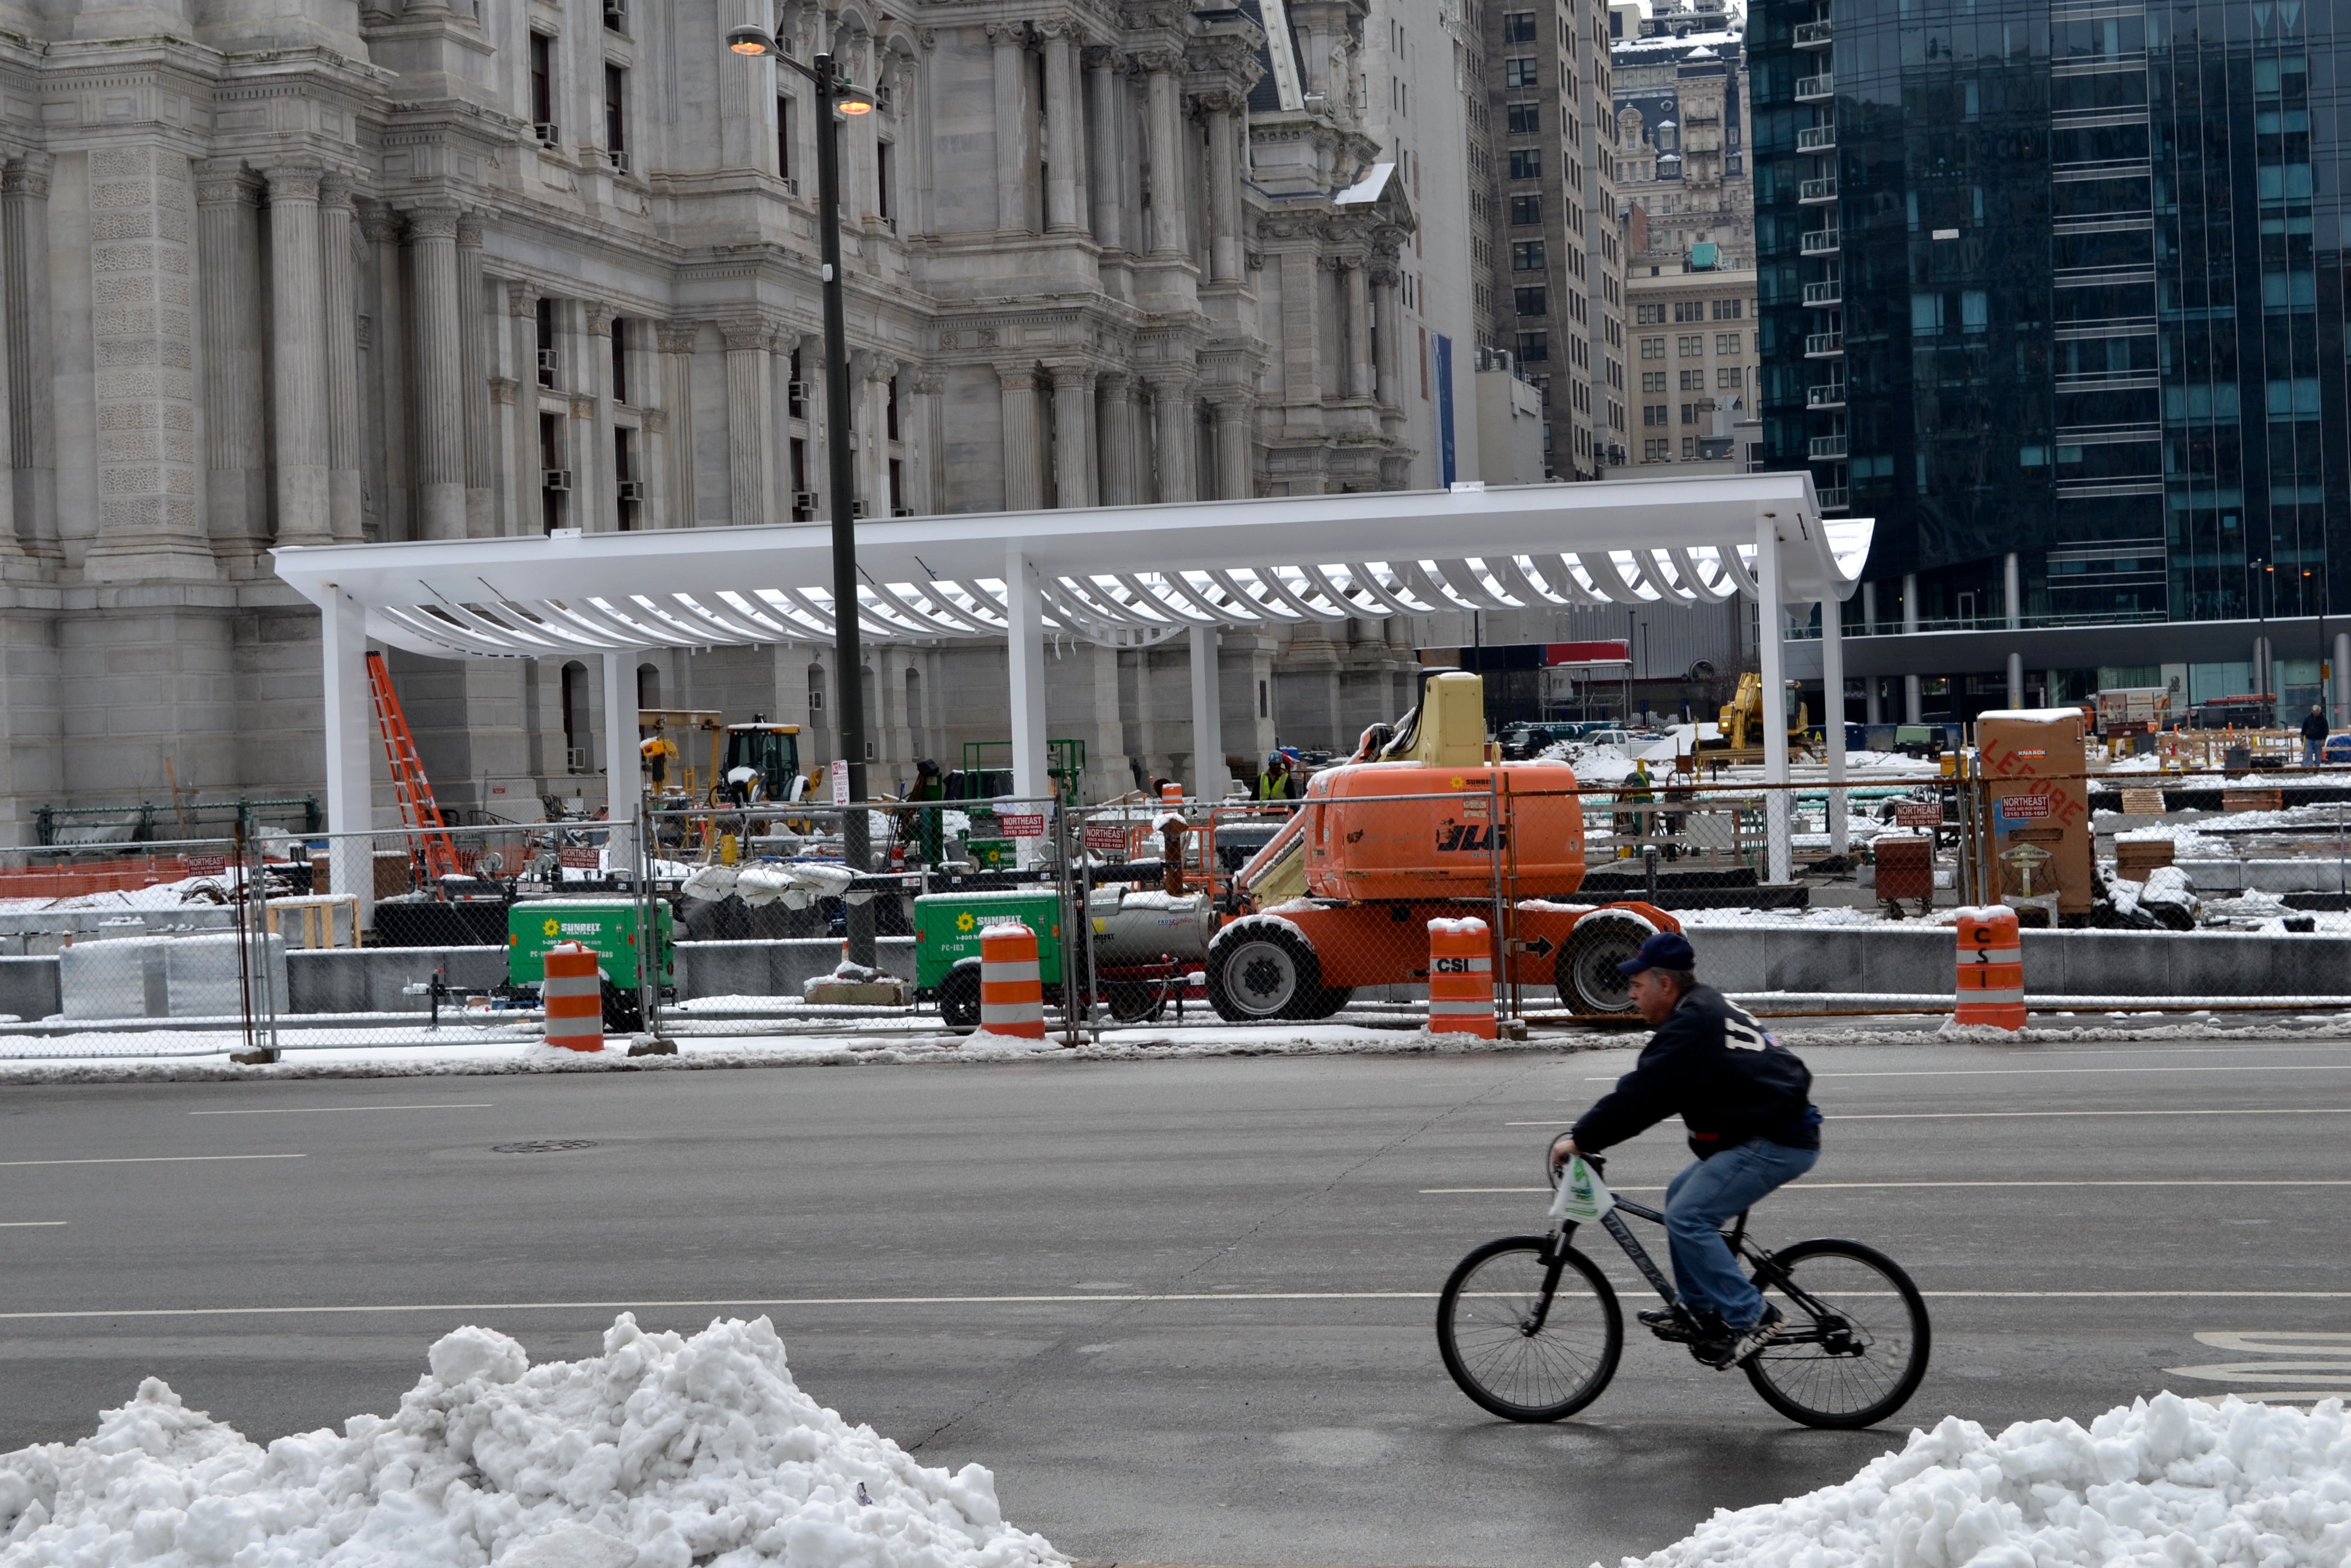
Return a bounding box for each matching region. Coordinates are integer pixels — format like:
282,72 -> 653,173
978,920 -> 1046,1040
1159,780 -> 1184,807
1953,906 -> 2025,1031
1428,917 -> 1497,1040
542,940 -> 605,1051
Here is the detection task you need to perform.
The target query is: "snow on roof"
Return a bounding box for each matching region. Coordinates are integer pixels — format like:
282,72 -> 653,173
1334,160 -> 1395,204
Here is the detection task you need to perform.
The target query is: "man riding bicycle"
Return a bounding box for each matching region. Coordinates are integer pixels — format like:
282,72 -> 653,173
1548,931 -> 1821,1369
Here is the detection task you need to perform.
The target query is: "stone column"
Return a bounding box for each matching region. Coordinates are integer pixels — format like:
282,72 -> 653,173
266,163 -> 332,549
1342,259 -> 1373,401
319,174 -> 363,543
361,201 -> 407,539
1040,22 -> 1082,234
1049,361 -> 1095,508
1205,92 -> 1242,282
1210,394 -> 1252,500
658,321 -> 699,528
585,302 -> 617,532
990,22 -> 1035,235
195,162 -> 264,558
1084,48 -> 1124,249
2,156 -> 56,563
407,206 -> 466,540
723,318 -> 773,527
505,280 -> 541,535
1143,52 -> 1188,258
1096,371 -> 1139,504
911,371 -> 943,516
1370,263 -> 1402,409
457,213 -> 493,536
999,364 -> 1043,511
1148,372 -> 1196,502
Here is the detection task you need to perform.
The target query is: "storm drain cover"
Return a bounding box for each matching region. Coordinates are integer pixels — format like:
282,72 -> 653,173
491,1140 -> 599,1154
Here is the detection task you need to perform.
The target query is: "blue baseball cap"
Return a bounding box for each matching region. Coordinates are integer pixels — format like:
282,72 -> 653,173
1617,931 -> 1696,976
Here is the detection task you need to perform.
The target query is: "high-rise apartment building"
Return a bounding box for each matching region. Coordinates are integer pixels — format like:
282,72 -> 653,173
1755,0 -> 2351,722
1481,0 -> 1628,475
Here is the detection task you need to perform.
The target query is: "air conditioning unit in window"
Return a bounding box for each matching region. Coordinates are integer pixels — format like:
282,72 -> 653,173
850,499 -> 868,518
602,0 -> 625,27
616,480 -> 645,502
533,122 -> 561,147
537,348 -> 561,376
606,149 -> 630,175
542,469 -> 573,491
786,380 -> 811,406
791,490 -> 820,513
891,506 -> 914,517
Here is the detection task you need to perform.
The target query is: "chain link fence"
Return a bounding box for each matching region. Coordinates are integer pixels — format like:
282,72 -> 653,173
8,746 -> 2351,1063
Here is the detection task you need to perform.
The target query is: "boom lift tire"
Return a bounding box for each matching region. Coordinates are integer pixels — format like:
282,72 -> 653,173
1206,919 -> 1327,1022
1556,913 -> 1655,1014
939,958 -> 982,1034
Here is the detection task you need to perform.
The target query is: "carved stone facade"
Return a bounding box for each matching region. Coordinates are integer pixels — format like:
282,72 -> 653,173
0,0 -> 1432,832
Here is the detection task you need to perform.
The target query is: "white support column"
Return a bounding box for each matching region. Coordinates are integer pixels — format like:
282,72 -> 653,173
1005,544 -> 1049,801
603,652 -> 640,873
1190,623 -> 1225,800
2335,631 -> 2349,727
1821,595 -> 1847,855
2003,550 -> 2022,630
2006,650 -> 2024,709
1901,571 -> 1922,723
1757,519 -> 1792,885
318,587 -> 377,930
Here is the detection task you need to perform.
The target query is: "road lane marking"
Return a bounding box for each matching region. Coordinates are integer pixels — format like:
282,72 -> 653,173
0,1154 -> 307,1169
0,1289 -> 2348,1322
1421,1180 -> 2351,1193
1505,1109 -> 2351,1125
188,1104 -> 493,1115
0,1223 -> 66,1228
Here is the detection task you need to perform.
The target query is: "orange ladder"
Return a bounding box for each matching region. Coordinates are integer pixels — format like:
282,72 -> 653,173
365,651 -> 463,884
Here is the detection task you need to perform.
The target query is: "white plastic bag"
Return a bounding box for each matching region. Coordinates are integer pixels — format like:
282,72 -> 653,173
1548,1154 -> 1615,1225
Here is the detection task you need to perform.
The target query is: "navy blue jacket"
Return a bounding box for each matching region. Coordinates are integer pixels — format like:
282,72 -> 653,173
1570,984 -> 1821,1158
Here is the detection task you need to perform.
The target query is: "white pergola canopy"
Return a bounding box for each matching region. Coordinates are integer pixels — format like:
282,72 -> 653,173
277,473 -> 1870,914
273,474 -> 1870,661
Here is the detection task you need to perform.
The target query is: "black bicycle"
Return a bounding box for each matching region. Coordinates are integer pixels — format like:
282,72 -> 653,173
1436,1151 -> 1930,1429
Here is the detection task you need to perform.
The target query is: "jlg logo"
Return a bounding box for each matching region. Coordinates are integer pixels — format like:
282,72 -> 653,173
1436,822 -> 1507,852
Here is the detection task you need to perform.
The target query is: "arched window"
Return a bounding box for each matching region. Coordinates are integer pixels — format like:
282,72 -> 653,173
636,662 -> 660,711
561,661 -> 591,772
904,666 -> 923,760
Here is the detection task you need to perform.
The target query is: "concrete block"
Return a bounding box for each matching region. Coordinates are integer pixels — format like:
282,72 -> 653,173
0,955 -> 61,1020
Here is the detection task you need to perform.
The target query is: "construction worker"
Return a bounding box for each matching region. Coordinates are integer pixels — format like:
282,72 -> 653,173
904,757 -> 946,864
640,730 -> 680,790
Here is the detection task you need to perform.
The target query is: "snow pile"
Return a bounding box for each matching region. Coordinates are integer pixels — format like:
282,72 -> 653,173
0,1314 -> 1064,1568
1606,1393 -> 2350,1568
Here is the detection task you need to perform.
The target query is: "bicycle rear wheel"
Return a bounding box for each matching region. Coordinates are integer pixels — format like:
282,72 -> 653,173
1743,1238 -> 1930,1429
1437,1236 -> 1622,1421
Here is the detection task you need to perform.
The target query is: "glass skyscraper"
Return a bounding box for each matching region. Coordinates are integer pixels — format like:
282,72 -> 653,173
1753,0 -> 2348,675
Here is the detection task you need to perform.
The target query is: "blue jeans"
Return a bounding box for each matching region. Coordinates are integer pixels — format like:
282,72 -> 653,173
1664,1137 -> 1820,1329
2307,738 -> 2325,767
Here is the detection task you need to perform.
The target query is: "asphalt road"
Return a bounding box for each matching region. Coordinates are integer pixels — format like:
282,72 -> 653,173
0,1035 -> 2345,1567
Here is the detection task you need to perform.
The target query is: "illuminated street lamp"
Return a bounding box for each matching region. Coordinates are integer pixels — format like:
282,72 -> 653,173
723,28 -> 880,964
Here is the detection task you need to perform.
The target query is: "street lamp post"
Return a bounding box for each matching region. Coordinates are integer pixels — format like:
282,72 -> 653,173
725,28 -> 878,966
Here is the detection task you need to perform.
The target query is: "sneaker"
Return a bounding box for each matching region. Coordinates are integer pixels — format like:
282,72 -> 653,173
1706,1306 -> 1784,1369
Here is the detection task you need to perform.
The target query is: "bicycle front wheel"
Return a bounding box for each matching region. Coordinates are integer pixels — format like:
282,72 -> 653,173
1437,1236 -> 1622,1421
1743,1238 -> 1931,1429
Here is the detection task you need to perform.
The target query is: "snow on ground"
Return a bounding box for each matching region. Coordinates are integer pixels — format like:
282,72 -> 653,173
1606,1393 -> 2349,1568
0,1314 -> 1064,1568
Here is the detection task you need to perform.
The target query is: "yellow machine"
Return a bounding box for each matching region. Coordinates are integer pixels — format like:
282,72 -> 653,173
636,709 -> 722,797
1707,672 -> 1810,757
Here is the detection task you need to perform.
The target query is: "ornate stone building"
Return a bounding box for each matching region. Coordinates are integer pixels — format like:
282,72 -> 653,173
0,0 -> 1450,831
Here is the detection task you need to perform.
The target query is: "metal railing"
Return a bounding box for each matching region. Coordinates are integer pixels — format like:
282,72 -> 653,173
1797,124 -> 1837,152
1801,227 -> 1841,255
1796,71 -> 1835,100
